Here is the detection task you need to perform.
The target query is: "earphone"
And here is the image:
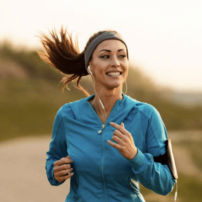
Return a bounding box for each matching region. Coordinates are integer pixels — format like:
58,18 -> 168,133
88,66 -> 93,76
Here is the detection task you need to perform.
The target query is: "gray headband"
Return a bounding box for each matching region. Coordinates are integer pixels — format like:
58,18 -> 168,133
84,31 -> 129,69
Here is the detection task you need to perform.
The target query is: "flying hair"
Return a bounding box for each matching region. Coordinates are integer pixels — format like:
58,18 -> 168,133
38,27 -> 124,96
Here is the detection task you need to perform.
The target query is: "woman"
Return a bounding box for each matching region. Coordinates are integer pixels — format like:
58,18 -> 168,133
39,28 -> 176,202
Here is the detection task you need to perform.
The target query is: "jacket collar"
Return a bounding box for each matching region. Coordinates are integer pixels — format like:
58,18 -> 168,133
69,93 -> 138,125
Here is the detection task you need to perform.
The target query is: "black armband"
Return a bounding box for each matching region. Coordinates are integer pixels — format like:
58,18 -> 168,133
154,139 -> 178,179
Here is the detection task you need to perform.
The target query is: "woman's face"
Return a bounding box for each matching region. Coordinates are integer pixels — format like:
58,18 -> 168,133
89,39 -> 129,91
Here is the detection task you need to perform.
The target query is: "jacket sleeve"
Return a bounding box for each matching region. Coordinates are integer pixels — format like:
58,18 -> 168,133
129,105 -> 176,195
46,108 -> 68,186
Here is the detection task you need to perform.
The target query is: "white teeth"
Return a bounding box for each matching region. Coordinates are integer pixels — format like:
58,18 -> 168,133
107,72 -> 121,76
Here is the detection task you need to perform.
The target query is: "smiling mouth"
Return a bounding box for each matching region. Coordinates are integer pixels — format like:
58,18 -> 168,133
106,72 -> 122,77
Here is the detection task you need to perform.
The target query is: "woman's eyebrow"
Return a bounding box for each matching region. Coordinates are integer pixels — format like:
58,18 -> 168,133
118,49 -> 125,52
99,49 -> 125,53
99,49 -> 111,52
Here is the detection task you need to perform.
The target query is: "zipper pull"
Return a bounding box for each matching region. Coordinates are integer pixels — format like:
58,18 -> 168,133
98,124 -> 105,134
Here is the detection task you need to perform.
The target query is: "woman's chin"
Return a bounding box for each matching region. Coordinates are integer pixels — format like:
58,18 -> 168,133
95,79 -> 125,91
105,82 -> 123,90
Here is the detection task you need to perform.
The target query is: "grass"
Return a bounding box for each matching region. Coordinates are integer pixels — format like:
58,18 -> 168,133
174,140 -> 202,172
0,78 -> 85,142
177,174 -> 202,202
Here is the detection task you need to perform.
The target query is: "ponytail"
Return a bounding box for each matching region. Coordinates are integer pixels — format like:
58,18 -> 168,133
38,27 -> 89,96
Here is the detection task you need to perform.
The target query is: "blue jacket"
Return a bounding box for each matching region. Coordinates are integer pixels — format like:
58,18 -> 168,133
46,94 -> 175,202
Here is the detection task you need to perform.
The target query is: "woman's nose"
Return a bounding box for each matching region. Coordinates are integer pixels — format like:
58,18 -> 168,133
111,56 -> 120,67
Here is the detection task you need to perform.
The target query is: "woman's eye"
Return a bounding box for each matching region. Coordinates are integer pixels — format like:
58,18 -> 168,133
100,55 -> 110,59
119,55 -> 127,58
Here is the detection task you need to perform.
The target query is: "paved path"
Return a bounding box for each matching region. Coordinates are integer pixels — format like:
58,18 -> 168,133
0,136 -> 70,202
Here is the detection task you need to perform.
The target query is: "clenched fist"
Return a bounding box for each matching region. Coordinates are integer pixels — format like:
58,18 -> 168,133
53,156 -> 74,182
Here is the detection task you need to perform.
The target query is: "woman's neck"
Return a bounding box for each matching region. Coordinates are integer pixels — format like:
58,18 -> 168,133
89,88 -> 123,124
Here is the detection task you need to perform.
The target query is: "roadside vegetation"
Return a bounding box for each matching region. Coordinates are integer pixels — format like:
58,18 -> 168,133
0,42 -> 202,142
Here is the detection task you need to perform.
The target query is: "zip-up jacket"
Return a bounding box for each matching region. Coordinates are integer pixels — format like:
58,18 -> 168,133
46,94 -> 175,202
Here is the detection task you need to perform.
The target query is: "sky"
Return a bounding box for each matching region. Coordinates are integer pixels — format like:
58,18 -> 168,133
0,0 -> 202,92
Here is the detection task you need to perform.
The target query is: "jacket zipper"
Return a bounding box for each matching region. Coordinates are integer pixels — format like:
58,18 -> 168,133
101,125 -> 108,202
87,100 -> 121,201
89,108 -> 107,200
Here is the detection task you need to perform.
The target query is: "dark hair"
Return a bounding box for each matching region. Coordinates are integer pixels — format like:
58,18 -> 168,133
38,27 -> 108,96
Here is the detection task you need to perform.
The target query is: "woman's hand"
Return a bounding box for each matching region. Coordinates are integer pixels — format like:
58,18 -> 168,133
108,122 -> 137,160
53,156 -> 74,183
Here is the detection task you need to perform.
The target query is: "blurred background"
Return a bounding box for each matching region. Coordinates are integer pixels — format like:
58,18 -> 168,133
0,0 -> 202,202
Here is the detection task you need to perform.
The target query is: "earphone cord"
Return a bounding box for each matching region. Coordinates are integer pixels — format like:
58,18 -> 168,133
90,74 -> 108,120
124,80 -> 128,94
174,180 -> 178,201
